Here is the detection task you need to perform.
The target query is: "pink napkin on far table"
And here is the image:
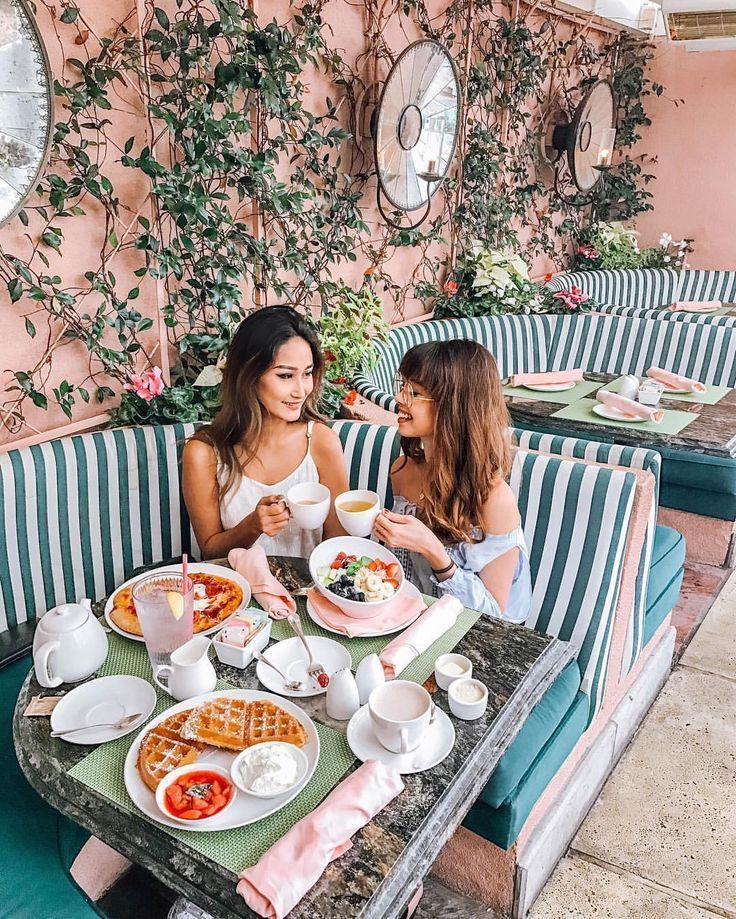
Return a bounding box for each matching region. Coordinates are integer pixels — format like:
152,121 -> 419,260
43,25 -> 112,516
596,390 -> 664,424
646,366 -> 707,394
667,300 -> 721,313
237,761 -> 405,919
307,587 -> 425,638
509,368 -> 584,388
379,594 -> 464,680
228,547 -> 296,619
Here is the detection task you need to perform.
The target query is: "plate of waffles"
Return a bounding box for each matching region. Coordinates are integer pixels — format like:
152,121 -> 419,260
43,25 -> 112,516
104,563 -> 251,642
123,689 -> 319,831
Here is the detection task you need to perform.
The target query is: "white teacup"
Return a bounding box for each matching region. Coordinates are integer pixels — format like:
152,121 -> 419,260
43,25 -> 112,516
368,680 -> 435,754
335,489 -> 381,537
287,482 -> 330,530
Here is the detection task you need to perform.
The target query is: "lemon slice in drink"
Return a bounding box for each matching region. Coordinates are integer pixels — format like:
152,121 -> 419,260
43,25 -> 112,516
166,591 -> 185,620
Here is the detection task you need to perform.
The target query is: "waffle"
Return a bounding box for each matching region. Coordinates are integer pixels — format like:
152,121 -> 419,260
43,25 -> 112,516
181,697 -> 249,751
137,730 -> 201,791
245,700 -> 307,748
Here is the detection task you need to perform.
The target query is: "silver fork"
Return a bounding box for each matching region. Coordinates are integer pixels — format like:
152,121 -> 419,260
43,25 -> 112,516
287,613 -> 327,683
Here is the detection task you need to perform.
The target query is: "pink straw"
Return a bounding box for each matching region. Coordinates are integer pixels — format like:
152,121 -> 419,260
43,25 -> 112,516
182,552 -> 188,595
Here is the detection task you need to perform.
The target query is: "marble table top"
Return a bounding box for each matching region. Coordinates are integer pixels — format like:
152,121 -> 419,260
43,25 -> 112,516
14,568 -> 573,919
507,373 -> 736,458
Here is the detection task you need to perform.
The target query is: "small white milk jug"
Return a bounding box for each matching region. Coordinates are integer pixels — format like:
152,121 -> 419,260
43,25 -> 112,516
154,635 -> 217,701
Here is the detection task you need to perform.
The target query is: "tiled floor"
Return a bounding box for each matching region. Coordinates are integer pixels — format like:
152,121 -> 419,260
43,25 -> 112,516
670,562 -> 730,656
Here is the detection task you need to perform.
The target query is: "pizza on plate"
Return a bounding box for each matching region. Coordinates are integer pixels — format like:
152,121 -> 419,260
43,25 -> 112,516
110,572 -> 244,636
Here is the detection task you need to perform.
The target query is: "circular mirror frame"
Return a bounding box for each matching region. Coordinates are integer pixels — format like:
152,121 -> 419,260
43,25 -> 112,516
567,79 -> 616,194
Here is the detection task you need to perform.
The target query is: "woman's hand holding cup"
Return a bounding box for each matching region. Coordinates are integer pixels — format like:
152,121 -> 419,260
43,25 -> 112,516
252,494 -> 291,537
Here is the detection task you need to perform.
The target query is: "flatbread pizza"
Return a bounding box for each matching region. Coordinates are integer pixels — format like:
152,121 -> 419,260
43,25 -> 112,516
110,572 -> 244,637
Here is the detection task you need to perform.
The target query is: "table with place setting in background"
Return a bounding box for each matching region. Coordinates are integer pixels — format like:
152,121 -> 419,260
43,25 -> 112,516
14,555 -> 573,919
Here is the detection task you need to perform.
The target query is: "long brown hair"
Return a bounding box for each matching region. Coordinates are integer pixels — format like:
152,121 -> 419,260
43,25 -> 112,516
398,339 -> 510,544
193,306 -> 324,497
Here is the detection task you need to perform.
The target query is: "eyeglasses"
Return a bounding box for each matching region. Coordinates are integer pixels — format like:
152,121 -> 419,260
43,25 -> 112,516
393,374 -> 435,408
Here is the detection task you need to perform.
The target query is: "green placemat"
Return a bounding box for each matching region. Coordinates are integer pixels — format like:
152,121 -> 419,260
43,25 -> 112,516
270,596 -> 482,683
68,718 -> 354,874
551,398 -> 697,435
503,378 -> 601,404
600,375 -> 731,406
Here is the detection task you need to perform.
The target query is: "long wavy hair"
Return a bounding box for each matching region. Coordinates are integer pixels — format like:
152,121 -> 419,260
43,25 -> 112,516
397,339 -> 511,544
193,306 -> 324,498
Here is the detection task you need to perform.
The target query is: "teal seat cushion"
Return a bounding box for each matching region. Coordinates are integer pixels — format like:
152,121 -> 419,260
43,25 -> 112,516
643,525 -> 685,646
0,655 -> 100,919
480,660 -> 581,809
463,691 -> 588,850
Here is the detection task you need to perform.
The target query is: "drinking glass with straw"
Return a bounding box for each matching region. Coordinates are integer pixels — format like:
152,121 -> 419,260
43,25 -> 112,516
132,554 -> 194,674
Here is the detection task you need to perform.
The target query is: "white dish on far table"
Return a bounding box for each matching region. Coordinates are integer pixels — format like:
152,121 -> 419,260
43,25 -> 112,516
592,403 -> 648,423
255,636 -> 351,698
123,689 -> 319,831
346,703 -> 455,774
306,581 -> 424,638
50,675 -> 156,744
521,381 -> 577,392
103,563 -> 251,642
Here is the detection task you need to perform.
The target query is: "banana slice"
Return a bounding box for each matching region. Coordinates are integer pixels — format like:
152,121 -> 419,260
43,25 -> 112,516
166,590 -> 185,620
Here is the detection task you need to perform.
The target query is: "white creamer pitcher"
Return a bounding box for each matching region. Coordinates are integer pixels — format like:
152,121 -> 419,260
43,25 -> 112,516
154,635 -> 217,700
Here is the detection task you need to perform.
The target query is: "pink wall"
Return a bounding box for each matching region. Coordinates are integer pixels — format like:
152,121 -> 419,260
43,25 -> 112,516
633,40 -> 736,269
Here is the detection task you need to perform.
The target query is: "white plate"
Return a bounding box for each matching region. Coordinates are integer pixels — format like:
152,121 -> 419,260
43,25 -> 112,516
522,381 -> 577,392
123,689 -> 319,831
104,563 -> 251,642
346,704 -> 455,774
306,581 -> 425,638
50,675 -> 156,745
592,403 -> 648,423
256,636 -> 351,698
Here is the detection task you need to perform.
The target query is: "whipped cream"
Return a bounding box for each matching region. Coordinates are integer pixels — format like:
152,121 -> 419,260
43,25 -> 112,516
237,745 -> 299,795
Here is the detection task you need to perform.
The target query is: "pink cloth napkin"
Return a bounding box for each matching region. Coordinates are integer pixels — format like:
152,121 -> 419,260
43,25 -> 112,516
596,390 -> 664,424
379,594 -> 464,679
228,547 -> 296,619
646,366 -> 706,393
237,761 -> 405,919
509,368 -> 584,388
667,300 -> 721,313
307,587 -> 425,638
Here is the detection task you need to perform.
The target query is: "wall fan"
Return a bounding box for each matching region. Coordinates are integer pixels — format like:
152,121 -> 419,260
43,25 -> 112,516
372,40 -> 461,229
544,79 -> 617,202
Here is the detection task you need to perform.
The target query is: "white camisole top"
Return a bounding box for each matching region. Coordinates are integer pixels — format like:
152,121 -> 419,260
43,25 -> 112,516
217,421 -> 321,559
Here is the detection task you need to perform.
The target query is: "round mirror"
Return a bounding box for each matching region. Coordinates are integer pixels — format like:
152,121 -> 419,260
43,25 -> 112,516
0,0 -> 53,227
568,80 -> 615,194
374,40 -> 460,213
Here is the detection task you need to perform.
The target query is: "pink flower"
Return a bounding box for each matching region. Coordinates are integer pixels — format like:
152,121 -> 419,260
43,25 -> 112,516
553,286 -> 590,311
123,366 -> 165,402
443,279 -> 459,295
147,366 -> 165,397
576,244 -> 599,260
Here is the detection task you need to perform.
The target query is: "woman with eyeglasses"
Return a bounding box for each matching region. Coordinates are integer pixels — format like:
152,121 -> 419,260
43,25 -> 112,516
373,339 -> 531,623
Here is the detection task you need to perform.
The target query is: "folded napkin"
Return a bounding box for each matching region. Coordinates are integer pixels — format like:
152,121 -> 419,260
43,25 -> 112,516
307,587 -> 425,638
667,300 -> 721,313
646,366 -> 706,394
379,594 -> 464,679
596,390 -> 664,424
228,547 -> 296,619
237,761 -> 404,919
509,368 -> 584,388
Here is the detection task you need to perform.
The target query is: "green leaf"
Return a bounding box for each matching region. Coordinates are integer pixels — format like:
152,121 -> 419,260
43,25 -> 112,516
124,137 -> 134,154
108,230 -> 119,248
8,279 -> 22,303
30,391 -> 48,409
154,7 -> 170,29
24,317 -> 36,338
78,387 -> 90,403
60,6 -> 79,23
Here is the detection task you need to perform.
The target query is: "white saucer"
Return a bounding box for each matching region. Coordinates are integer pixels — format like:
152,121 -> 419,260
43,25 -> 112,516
306,582 -> 424,638
592,403 -> 648,422
522,381 -> 577,392
346,704 -> 455,774
50,675 -> 157,744
255,636 -> 351,697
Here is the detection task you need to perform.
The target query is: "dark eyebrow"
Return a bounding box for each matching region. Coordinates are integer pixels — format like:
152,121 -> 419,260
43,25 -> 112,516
274,364 -> 313,371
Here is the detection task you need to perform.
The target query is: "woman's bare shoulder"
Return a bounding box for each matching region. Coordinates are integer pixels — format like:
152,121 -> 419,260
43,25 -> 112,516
183,436 -> 217,469
311,421 -> 343,457
480,479 -> 521,535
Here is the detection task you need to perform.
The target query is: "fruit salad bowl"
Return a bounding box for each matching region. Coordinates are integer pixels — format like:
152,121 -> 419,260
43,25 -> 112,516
309,537 -> 405,619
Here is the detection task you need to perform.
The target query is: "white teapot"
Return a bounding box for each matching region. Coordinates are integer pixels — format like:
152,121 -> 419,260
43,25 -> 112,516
33,599 -> 109,688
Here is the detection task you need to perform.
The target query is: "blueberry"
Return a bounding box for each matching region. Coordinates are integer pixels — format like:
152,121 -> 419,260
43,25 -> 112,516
357,592 -> 365,602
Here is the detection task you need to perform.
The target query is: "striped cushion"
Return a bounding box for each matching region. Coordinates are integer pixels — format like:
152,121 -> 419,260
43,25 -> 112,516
678,269 -> 736,304
513,449 -> 636,722
332,421 -> 400,507
512,429 -> 659,677
0,424 -> 198,632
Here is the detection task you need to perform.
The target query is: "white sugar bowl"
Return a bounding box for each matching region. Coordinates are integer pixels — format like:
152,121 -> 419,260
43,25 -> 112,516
354,654 -> 385,705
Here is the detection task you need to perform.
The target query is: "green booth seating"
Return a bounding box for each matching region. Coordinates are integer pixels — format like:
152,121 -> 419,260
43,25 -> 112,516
644,525 -> 686,647
351,313 -> 736,521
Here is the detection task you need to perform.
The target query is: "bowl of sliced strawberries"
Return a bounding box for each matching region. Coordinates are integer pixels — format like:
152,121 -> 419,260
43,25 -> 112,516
156,763 -> 236,826
310,536 -> 405,619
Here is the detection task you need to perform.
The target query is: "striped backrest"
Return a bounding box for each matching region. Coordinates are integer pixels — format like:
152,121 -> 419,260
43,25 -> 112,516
353,315 -> 555,411
678,269 -> 736,304
547,268 -> 679,310
512,429 -> 660,677
512,449 -> 636,722
0,423 -> 198,632
332,421 -> 401,507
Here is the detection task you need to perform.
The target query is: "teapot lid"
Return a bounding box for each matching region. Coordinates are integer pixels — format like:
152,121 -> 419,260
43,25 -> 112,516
41,600 -> 92,634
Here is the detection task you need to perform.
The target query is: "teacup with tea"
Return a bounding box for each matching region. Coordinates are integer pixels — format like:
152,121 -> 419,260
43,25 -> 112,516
286,482 -> 331,530
335,489 -> 381,537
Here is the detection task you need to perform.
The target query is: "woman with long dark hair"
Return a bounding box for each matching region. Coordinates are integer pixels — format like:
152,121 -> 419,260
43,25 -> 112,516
373,339 -> 531,622
183,306 -> 348,558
